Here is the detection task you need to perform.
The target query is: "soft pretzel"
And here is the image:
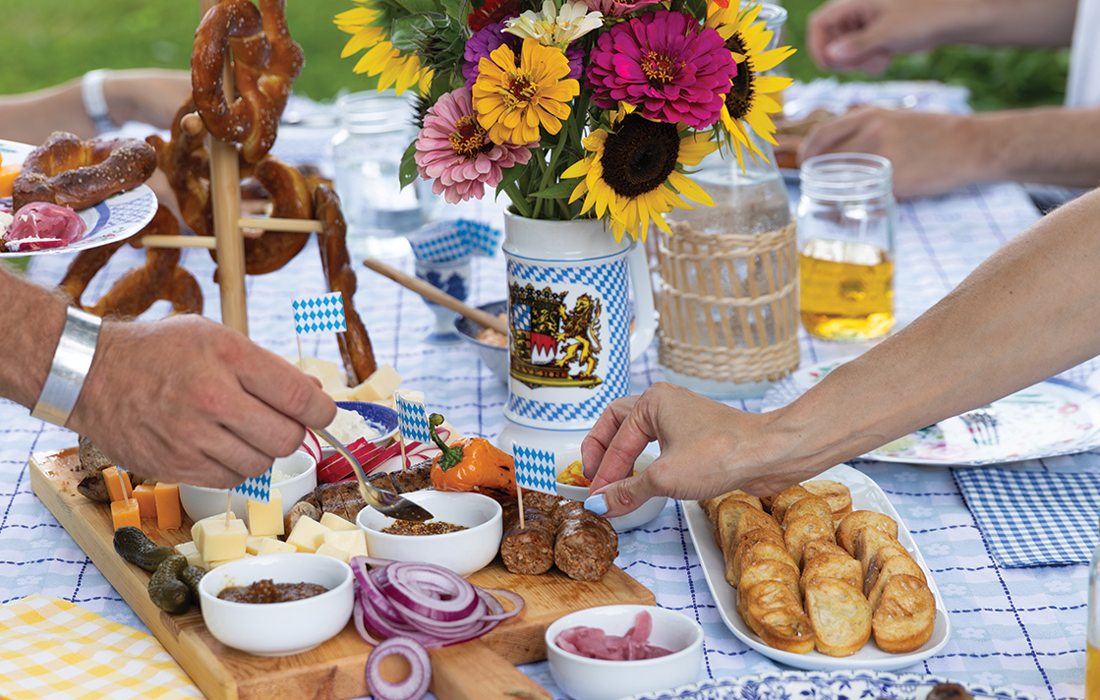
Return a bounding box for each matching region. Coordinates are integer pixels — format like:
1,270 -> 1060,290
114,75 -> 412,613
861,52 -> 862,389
147,102 -> 214,238
192,0 -> 303,163
314,183 -> 377,385
58,205 -> 204,317
13,132 -> 156,211
239,157 -> 311,274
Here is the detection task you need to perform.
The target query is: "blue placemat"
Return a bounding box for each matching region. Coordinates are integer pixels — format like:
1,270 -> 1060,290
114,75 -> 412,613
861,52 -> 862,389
952,465 -> 1100,567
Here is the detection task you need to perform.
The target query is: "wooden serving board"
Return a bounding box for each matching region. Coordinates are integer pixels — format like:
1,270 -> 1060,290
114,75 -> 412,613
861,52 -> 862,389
29,448 -> 655,700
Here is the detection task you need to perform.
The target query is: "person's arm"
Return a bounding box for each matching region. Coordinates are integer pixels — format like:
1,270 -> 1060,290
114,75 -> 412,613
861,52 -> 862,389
808,0 -> 1079,73
581,188 -> 1100,515
798,106 -> 1100,198
0,69 -> 190,143
0,266 -> 336,487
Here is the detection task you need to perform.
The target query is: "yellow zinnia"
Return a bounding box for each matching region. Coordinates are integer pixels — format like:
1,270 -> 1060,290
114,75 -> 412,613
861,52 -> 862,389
472,38 -> 580,146
335,2 -> 432,95
562,115 -> 717,241
706,2 -> 795,168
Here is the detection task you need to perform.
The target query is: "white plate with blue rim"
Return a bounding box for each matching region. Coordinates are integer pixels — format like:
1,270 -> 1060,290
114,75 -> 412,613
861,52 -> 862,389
763,359 -> 1100,466
682,463 -> 951,672
626,670 -> 1034,700
1,138 -> 158,257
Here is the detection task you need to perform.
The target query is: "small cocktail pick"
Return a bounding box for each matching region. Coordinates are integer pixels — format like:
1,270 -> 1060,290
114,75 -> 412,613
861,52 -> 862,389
513,445 -> 556,530
291,291 -> 348,368
395,391 -> 431,471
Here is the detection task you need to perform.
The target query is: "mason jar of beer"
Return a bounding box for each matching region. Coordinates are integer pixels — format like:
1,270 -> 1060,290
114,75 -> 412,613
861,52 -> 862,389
797,153 -> 896,342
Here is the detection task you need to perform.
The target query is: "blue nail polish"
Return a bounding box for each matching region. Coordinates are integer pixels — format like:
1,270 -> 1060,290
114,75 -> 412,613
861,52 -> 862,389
584,493 -> 608,516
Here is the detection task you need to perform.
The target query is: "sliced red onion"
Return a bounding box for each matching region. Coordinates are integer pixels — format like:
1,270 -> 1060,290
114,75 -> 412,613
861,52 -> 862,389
350,556 -> 524,649
366,636 -> 431,700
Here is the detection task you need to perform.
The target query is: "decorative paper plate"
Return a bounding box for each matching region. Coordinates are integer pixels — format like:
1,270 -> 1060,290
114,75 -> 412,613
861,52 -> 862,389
0,138 -> 157,257
763,360 -> 1100,466
627,670 -> 1034,700
683,464 -> 951,672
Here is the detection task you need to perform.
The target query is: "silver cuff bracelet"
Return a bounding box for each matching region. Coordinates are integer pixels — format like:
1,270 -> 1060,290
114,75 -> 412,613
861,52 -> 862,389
31,307 -> 102,427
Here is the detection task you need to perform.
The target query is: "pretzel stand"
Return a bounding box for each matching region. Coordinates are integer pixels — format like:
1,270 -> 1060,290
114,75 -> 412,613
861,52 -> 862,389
139,0 -> 322,336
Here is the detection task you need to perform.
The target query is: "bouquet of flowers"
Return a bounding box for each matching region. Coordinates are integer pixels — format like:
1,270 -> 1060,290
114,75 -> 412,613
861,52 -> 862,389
335,0 -> 793,240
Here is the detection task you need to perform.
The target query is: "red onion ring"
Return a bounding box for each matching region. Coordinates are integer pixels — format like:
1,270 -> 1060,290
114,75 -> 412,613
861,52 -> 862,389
350,556 -> 524,649
366,636 -> 431,700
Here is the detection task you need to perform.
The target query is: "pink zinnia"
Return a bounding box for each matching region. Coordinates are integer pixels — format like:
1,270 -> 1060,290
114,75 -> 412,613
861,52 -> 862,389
584,0 -> 661,18
587,10 -> 735,129
414,87 -> 532,204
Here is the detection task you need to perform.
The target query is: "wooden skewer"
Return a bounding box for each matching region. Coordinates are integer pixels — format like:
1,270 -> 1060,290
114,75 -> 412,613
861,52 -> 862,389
139,236 -> 218,250
362,258 -> 509,335
238,217 -> 323,233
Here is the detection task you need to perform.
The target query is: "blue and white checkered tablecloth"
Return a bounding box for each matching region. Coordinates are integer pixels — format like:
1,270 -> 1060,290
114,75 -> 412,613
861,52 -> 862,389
0,84 -> 1093,699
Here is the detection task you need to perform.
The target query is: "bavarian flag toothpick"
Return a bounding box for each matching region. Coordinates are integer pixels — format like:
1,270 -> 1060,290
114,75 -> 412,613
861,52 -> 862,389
395,391 -> 431,469
513,444 -> 556,529
292,292 -> 347,366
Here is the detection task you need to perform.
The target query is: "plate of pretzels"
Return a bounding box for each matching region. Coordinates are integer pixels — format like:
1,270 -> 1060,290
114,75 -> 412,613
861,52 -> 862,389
684,464 -> 950,671
0,134 -> 158,257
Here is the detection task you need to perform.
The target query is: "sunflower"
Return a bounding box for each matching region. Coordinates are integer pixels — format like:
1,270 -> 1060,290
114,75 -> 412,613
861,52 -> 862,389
335,1 -> 433,95
472,38 -> 580,146
706,2 -> 795,168
562,115 -> 717,241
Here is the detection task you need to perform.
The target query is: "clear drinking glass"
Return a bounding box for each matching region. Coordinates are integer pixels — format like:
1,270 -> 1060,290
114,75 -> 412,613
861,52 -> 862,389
331,91 -> 430,258
1088,529 -> 1100,697
797,153 -> 896,342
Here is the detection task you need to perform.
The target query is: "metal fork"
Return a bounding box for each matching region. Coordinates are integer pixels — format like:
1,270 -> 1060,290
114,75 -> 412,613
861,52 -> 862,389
959,408 -> 1000,447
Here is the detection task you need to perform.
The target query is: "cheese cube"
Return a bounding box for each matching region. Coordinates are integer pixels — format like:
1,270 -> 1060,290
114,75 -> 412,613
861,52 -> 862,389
196,518 -> 248,563
347,364 -> 402,402
285,516 -> 331,553
246,536 -> 276,555
319,512 -> 359,532
256,538 -> 297,556
191,512 -> 236,552
246,491 -> 284,537
323,530 -> 367,559
153,483 -> 182,530
132,484 -> 157,520
103,467 -> 133,502
174,541 -> 204,568
110,499 -> 141,531
206,552 -> 253,569
315,543 -> 351,563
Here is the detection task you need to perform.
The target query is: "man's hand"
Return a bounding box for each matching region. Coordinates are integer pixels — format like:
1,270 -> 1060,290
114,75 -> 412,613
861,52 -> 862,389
579,383 -> 806,517
799,108 -> 984,199
808,0 -> 960,73
68,315 -> 336,488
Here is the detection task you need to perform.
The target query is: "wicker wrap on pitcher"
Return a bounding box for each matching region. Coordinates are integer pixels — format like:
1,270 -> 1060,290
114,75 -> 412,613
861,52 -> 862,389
656,222 -> 800,384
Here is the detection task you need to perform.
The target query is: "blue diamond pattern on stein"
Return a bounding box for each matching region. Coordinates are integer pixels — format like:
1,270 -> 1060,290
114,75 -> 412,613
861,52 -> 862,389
513,445 -> 556,494
506,258 -> 630,425
511,303 -> 531,332
232,469 -> 272,502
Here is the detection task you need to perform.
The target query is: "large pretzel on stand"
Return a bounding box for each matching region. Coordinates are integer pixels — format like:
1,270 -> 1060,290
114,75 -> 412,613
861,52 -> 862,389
191,0 -> 303,164
58,205 -> 204,317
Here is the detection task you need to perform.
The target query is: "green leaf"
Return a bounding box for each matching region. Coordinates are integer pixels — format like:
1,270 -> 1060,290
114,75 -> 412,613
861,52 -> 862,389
530,180 -> 577,199
399,141 -> 420,189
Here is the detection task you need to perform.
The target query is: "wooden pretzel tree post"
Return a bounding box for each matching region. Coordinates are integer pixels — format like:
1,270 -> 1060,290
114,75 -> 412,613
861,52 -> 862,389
140,0 -> 324,337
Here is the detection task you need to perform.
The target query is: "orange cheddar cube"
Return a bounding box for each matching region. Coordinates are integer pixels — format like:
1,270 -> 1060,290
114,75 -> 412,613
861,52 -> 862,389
102,467 -> 133,502
132,484 -> 157,520
154,483 -> 182,530
0,164 -> 20,199
111,499 -> 141,531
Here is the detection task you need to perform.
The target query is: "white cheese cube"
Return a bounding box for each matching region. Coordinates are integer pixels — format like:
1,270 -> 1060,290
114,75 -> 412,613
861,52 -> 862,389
319,512 -> 359,532
174,541 -> 203,568
246,492 -> 284,537
315,543 -> 351,563
196,518 -> 248,563
285,515 -> 331,553
246,536 -> 276,555
206,552 -> 253,568
256,538 -> 297,556
323,529 -> 367,559
347,365 -> 402,402
191,512 -> 236,552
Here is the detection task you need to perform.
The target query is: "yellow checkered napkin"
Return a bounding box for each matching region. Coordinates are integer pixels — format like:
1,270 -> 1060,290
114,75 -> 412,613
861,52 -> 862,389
0,595 -> 201,699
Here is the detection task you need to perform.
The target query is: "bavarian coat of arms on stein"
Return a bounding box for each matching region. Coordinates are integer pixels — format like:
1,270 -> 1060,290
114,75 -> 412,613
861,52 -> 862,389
502,212 -> 656,432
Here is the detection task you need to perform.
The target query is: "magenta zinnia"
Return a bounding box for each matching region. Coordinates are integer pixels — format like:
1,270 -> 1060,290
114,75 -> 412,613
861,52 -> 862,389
587,10 -> 735,129
414,87 -> 531,203
583,0 -> 661,18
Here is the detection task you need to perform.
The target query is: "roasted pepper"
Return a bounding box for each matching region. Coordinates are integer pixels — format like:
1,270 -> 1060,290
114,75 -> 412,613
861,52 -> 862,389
428,413 -> 516,494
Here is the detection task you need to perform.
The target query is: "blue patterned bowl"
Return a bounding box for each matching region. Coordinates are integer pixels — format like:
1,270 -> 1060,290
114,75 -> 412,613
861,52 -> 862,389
454,300 -> 508,385
315,402 -> 399,460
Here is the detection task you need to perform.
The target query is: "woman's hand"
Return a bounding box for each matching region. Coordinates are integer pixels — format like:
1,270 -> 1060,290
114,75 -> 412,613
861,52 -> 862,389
580,383 -> 811,517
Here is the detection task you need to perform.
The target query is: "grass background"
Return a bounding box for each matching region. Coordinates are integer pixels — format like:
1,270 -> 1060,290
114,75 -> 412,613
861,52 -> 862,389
4,0 -> 1070,110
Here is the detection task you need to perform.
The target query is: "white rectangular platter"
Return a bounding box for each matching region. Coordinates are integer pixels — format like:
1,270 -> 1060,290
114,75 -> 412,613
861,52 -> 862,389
682,463 -> 951,671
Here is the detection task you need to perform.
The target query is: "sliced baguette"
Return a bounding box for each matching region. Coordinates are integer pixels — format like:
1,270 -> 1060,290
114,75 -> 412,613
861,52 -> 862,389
872,574 -> 936,653
837,510 -> 899,556
800,551 -> 863,596
783,514 -> 835,567
804,578 -> 872,657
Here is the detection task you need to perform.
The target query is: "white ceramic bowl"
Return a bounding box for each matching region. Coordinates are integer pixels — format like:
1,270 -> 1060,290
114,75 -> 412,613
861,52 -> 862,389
180,451 -> 317,521
545,604 -> 704,700
356,491 -> 502,576
198,553 -> 353,656
555,455 -> 668,532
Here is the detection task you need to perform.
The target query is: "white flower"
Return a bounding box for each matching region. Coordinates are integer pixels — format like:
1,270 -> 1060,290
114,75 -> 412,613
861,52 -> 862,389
504,0 -> 603,49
